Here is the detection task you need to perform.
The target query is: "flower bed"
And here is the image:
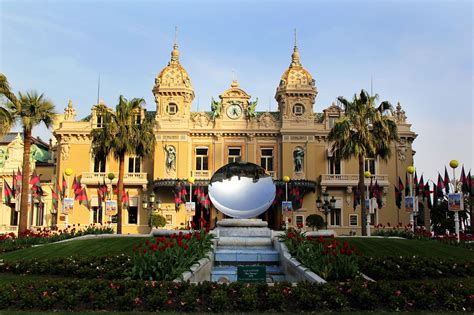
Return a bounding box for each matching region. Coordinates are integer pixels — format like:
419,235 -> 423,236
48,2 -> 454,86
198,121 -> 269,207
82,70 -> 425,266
280,227 -> 360,281
0,225 -> 114,253
129,226 -> 213,281
0,278 -> 472,312
359,256 -> 474,280
0,255 -> 132,280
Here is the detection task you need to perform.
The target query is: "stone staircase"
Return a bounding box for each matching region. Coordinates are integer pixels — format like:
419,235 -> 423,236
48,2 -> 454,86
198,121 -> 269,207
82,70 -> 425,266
211,219 -> 285,283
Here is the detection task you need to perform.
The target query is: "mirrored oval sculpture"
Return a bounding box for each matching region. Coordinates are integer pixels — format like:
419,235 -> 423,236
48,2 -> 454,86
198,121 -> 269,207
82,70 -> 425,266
208,162 -> 276,219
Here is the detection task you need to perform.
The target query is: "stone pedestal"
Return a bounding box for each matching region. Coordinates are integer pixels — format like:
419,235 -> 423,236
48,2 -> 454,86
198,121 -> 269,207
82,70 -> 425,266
211,218 -> 285,283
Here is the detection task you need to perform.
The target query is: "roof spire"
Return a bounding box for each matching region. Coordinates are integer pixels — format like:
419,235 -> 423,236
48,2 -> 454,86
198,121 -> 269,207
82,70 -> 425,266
170,26 -> 180,64
294,28 -> 297,47
291,29 -> 301,66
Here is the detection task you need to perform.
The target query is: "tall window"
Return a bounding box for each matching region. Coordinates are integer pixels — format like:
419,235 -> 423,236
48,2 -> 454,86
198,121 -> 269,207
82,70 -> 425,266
370,209 -> 378,226
10,206 -> 18,226
36,203 -> 44,226
128,156 -> 141,173
328,156 -> 341,174
93,156 -> 106,173
295,215 -> 304,226
92,207 -> 103,224
195,147 -> 209,171
96,115 -> 104,128
260,148 -> 274,172
133,113 -> 141,125
128,206 -> 138,224
364,157 -> 376,175
228,147 -> 241,163
349,214 -> 358,226
328,116 -> 338,129
330,208 -> 341,226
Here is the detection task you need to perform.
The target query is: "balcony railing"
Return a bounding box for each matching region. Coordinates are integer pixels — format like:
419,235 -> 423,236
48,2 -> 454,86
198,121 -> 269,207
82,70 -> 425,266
320,174 -> 389,187
193,170 -> 210,179
80,172 -> 148,185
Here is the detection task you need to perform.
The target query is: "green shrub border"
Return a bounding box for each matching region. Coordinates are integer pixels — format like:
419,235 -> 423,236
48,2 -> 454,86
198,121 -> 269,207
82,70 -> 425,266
0,278 -> 472,312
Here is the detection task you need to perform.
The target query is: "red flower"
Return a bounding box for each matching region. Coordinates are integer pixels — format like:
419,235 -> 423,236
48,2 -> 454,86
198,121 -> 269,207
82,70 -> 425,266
288,218 -> 292,223
191,221 -> 196,229
134,297 -> 142,305
394,290 -> 401,296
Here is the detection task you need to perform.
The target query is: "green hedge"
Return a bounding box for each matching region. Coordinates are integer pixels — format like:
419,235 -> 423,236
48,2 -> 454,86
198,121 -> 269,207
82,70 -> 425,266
0,279 -> 472,312
0,255 -> 132,279
359,256 -> 474,280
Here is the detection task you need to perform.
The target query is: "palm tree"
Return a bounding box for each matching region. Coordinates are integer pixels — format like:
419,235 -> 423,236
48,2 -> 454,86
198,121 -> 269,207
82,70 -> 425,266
328,89 -> 398,236
0,74 -> 14,136
0,73 -> 55,234
90,95 -> 155,234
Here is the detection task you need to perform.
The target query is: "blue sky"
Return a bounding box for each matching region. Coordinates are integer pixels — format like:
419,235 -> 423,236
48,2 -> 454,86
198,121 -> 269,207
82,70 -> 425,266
1,0 -> 472,181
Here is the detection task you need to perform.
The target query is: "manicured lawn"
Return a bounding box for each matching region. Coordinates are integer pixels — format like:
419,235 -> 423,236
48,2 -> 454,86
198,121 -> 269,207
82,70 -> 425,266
339,237 -> 474,260
0,237 -> 151,262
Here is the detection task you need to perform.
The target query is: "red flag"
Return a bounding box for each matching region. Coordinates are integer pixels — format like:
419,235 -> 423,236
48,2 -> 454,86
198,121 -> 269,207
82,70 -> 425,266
418,175 -> 424,196
79,188 -> 90,209
394,185 -> 401,209
123,190 -> 129,208
51,177 -> 59,212
3,180 -> 13,204
12,171 -> 16,197
30,171 -> 40,190
61,175 -> 67,199
398,177 -> 404,194
405,173 -> 410,196
444,167 -> 450,193
414,171 -> 419,196
72,176 -> 82,200
468,170 -> 472,195
460,166 -> 468,194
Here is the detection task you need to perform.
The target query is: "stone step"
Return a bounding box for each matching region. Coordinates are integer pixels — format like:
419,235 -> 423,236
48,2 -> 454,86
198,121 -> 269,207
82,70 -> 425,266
218,227 -> 272,237
217,218 -> 268,227
217,236 -> 272,247
215,248 -> 279,263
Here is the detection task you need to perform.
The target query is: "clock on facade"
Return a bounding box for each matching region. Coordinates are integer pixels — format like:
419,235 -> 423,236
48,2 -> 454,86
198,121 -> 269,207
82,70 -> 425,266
226,103 -> 242,119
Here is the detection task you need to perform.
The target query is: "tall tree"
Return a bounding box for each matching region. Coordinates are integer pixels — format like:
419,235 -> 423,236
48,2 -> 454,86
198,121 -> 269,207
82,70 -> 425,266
0,74 -> 14,136
328,90 -> 398,235
0,73 -> 55,233
90,95 -> 155,234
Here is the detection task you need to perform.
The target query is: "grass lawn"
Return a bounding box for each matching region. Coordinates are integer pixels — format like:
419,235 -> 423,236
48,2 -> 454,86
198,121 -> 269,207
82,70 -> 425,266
0,237 -> 151,262
339,237 -> 474,260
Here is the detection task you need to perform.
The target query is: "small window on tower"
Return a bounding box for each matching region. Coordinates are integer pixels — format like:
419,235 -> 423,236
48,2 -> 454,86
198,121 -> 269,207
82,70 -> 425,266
293,104 -> 305,116
167,103 -> 178,115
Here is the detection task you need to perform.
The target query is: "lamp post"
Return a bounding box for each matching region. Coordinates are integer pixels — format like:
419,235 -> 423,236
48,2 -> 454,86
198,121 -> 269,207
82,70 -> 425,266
283,175 -> 290,229
364,171 -> 372,236
64,168 -> 73,227
316,192 -> 336,230
107,172 -> 115,226
406,165 -> 415,232
187,176 -> 195,229
450,159 -> 460,243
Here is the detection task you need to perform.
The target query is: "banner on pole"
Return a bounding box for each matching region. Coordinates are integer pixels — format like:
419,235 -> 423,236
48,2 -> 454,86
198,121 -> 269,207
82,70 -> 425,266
448,193 -> 463,211
62,198 -> 74,214
405,196 -> 414,212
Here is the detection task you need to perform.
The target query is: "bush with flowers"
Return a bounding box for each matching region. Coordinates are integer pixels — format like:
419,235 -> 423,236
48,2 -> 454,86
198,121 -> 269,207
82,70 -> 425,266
128,219 -> 213,281
0,278 -> 472,312
280,225 -> 360,281
0,224 -> 114,253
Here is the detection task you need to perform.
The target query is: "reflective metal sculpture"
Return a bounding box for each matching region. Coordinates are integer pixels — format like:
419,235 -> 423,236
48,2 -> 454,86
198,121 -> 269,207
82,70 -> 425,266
208,162 -> 276,219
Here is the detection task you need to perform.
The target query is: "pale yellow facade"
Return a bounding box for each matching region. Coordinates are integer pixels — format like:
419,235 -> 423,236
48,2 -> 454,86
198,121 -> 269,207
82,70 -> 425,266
1,43 -> 417,235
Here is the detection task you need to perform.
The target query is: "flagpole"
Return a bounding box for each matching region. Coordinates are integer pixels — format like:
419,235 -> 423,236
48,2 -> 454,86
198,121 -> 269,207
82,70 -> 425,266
450,160 -> 460,243
64,168 -> 73,228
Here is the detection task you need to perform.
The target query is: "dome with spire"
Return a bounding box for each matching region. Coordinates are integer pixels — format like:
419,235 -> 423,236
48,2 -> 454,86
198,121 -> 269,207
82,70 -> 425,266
278,46 -> 315,88
154,44 -> 194,92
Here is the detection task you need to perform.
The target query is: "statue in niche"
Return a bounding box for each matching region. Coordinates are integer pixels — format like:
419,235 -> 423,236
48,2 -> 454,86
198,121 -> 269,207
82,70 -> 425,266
247,98 -> 258,119
210,97 -> 221,120
164,145 -> 176,172
293,147 -> 304,173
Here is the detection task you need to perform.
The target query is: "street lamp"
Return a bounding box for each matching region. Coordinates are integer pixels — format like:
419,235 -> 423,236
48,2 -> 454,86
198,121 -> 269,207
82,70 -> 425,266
283,175 -> 290,229
449,159 -> 460,243
364,171 -> 372,236
316,192 -> 336,229
142,190 -> 161,212
406,165 -> 416,232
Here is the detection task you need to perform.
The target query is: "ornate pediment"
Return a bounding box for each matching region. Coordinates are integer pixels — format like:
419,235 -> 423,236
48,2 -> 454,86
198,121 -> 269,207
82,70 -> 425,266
257,112 -> 278,129
324,102 -> 343,116
191,112 -> 212,127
